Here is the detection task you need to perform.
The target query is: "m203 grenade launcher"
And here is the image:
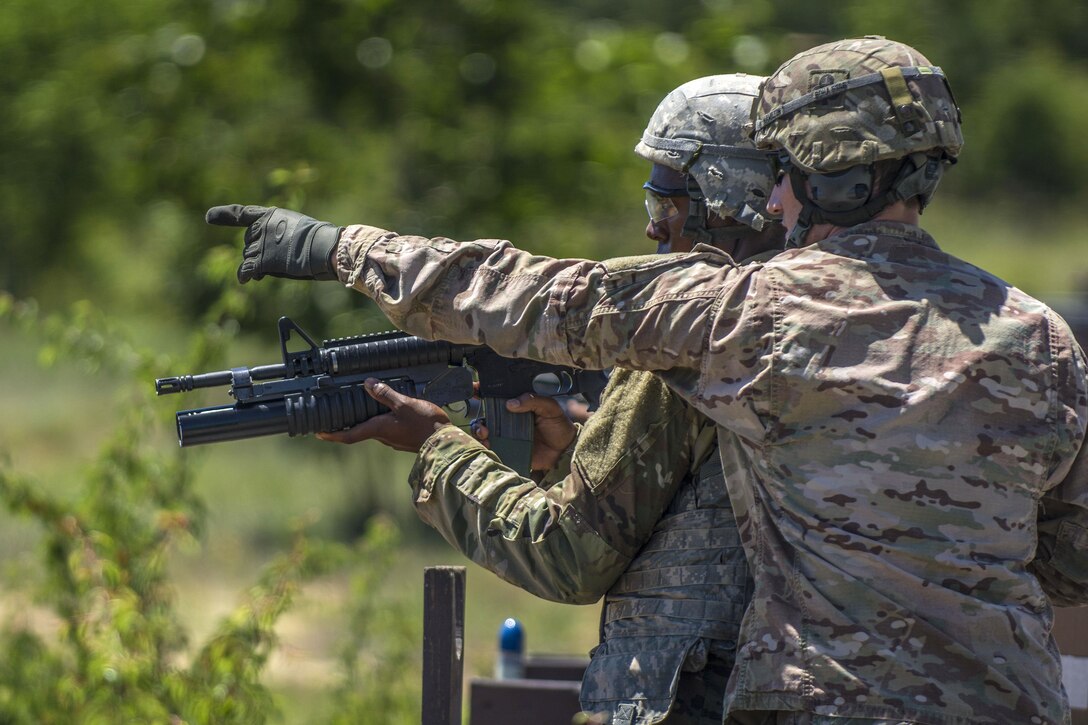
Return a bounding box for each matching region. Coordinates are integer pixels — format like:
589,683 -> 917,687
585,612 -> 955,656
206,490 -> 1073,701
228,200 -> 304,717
155,317 -> 608,475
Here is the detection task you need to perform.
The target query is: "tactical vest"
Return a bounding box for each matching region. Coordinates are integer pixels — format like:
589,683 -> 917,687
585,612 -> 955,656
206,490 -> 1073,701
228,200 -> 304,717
579,453 -> 754,725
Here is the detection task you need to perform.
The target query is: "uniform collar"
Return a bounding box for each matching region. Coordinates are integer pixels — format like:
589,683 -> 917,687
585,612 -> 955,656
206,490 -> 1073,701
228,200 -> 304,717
827,221 -> 941,251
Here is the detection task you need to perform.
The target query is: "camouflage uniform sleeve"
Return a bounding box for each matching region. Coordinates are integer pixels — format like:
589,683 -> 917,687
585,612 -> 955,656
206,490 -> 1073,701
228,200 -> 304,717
407,369 -> 716,605
1030,314 -> 1088,606
334,224 -> 757,379
1033,440 -> 1088,606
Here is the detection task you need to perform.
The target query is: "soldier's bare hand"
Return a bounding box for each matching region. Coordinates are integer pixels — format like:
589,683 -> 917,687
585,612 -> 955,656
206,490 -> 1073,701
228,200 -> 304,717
509,394 -> 576,471
472,394 -> 578,471
317,378 -> 451,452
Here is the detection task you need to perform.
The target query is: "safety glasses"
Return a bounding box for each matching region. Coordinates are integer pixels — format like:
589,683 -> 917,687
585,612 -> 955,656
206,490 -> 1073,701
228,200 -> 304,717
644,189 -> 685,223
643,163 -> 690,222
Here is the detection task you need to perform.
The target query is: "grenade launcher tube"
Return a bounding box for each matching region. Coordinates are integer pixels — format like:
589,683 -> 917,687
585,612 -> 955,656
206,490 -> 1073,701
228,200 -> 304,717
175,383 -> 391,446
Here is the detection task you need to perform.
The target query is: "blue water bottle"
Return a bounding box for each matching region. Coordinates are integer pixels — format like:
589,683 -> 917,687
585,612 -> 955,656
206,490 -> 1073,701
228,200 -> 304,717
495,617 -> 525,679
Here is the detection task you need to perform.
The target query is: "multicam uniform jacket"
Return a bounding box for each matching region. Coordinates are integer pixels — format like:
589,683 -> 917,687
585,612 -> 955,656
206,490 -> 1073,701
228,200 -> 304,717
409,367 -> 716,605
410,367 -> 752,724
336,220 -> 1088,724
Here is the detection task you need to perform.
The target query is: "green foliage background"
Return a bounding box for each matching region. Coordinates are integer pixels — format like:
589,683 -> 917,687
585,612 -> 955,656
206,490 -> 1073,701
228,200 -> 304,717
6,0 -> 1088,319
1,1 -> 1087,722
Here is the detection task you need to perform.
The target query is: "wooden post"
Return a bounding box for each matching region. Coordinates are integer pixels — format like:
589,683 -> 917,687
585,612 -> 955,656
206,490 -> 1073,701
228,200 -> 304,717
422,566 -> 466,725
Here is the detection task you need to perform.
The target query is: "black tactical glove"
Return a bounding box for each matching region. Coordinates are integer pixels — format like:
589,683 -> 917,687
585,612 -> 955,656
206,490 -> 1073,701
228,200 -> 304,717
205,204 -> 343,283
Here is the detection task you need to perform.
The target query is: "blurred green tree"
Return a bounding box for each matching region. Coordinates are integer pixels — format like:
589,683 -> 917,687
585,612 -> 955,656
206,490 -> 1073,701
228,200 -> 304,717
9,0 -> 1085,324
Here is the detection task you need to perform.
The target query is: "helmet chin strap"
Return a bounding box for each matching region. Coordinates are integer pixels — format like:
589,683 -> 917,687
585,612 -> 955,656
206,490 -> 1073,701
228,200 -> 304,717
785,215 -> 813,248
681,182 -> 715,245
785,168 -> 818,248
680,179 -> 766,253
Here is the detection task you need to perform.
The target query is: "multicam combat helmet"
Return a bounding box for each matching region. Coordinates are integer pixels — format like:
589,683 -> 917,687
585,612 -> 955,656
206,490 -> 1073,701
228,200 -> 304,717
752,36 -> 964,245
635,74 -> 778,246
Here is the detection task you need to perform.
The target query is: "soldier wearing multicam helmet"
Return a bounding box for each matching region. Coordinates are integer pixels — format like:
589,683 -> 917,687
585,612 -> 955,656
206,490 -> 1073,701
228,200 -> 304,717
210,36 -> 1088,725
751,36 -> 963,252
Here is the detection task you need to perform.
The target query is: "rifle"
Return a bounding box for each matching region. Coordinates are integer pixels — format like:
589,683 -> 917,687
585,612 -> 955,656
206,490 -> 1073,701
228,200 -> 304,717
155,317 -> 608,475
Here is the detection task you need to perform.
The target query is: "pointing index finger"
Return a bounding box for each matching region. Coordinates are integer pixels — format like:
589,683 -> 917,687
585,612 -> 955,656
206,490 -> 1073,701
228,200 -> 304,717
205,204 -> 270,227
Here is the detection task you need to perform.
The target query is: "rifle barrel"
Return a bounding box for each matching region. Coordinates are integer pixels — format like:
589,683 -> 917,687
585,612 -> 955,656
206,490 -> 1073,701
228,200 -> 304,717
155,363 -> 288,395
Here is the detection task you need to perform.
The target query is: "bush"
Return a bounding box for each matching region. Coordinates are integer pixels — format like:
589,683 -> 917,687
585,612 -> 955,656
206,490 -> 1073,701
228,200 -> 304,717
0,292 -> 421,724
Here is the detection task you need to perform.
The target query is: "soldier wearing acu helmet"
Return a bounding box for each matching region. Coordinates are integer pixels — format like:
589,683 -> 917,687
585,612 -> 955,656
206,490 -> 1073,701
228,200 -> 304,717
210,37 -> 1088,725
207,74 -> 782,724
573,74 -> 779,724
636,74 -> 779,259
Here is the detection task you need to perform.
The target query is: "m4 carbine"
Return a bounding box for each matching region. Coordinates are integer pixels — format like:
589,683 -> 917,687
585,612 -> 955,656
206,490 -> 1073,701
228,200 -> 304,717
155,317 -> 608,475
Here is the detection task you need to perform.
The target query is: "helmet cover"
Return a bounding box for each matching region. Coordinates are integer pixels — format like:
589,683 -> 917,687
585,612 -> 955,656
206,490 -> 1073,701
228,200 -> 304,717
752,36 -> 963,174
635,73 -> 776,230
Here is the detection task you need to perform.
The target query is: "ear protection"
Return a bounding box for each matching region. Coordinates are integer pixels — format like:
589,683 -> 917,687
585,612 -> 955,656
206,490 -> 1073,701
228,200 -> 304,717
782,151 -> 950,247
807,166 -> 874,213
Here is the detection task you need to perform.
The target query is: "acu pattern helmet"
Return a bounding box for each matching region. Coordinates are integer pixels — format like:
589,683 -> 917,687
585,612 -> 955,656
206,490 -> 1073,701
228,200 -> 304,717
752,36 -> 964,245
635,74 -> 778,246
